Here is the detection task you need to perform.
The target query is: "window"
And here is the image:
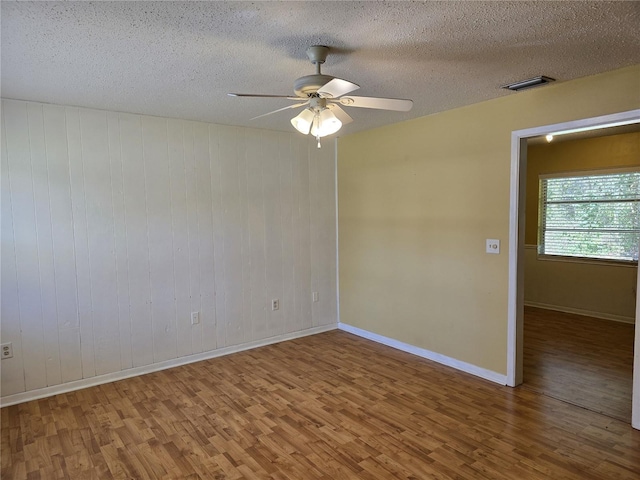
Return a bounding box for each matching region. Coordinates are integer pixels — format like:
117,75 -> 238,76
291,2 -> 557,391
538,168 -> 640,262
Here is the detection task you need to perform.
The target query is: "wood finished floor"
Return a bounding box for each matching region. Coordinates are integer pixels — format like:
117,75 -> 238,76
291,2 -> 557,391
2,330 -> 640,480
523,307 -> 635,423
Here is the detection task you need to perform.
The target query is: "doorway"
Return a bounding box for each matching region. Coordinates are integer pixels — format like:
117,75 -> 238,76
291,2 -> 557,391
506,109 -> 640,429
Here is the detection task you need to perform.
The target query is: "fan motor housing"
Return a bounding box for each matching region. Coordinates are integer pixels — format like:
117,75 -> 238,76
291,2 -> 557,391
294,74 -> 335,96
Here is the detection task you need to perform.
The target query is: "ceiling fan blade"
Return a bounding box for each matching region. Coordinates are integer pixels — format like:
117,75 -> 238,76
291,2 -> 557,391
229,93 -> 302,100
327,104 -> 353,125
339,96 -> 413,112
317,78 -> 360,98
250,102 -> 308,121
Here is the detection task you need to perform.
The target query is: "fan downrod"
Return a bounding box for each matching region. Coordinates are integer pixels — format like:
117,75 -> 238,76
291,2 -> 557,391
293,45 -> 334,96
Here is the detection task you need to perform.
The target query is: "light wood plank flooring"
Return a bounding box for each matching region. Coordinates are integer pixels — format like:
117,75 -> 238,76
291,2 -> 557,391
3,330 -> 640,479
523,306 -> 635,422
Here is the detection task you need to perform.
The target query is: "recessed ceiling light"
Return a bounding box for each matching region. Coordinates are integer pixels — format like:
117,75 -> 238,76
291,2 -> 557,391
502,76 -> 555,92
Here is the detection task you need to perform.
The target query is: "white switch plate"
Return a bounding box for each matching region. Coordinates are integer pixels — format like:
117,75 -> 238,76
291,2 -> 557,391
312,292 -> 319,302
486,239 -> 500,254
191,312 -> 200,325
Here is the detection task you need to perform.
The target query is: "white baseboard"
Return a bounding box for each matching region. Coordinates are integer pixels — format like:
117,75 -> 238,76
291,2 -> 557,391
524,301 -> 635,324
0,324 -> 338,408
338,323 -> 507,385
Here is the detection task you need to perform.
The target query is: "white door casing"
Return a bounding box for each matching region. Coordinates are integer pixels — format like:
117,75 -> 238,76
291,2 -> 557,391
507,109 -> 640,429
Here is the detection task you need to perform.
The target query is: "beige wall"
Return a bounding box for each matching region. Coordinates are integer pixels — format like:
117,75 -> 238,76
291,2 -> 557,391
524,133 -> 639,322
524,247 -> 637,322
338,64 -> 640,376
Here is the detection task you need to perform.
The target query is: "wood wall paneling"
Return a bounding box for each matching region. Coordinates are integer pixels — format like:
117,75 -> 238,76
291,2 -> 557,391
119,113 -> 154,368
27,103 -> 62,387
143,115 -> 178,364
218,125 -> 244,347
246,129 -> 268,342
184,121 -> 204,354
294,138 -> 313,333
0,99 -> 337,401
279,134 -> 297,336
263,133 -> 285,338
208,124 -> 227,350
106,111 -> 132,372
80,108 -> 121,377
194,122 -> 217,352
167,118 -> 193,358
66,107 -> 97,379
1,104 -> 26,396
4,100 -> 48,391
43,104 -> 82,383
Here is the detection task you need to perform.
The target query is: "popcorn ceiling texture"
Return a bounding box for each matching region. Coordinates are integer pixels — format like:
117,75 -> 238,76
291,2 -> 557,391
2,1 -> 639,135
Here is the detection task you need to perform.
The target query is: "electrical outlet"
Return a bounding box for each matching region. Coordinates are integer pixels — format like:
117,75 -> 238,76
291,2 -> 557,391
1,343 -> 13,359
191,312 -> 200,325
272,299 -> 280,311
312,292 -> 319,302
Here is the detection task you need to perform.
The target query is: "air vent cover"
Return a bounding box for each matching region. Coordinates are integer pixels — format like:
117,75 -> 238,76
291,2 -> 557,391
502,76 -> 555,92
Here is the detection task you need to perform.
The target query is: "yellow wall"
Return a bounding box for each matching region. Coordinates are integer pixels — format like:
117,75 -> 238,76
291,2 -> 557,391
524,246 -> 637,322
338,64 -> 640,375
523,132 -> 639,321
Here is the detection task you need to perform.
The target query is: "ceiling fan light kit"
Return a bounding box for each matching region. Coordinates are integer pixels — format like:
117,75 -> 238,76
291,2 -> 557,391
291,95 -> 342,147
312,108 -> 342,136
290,108 -> 315,135
229,45 -> 413,147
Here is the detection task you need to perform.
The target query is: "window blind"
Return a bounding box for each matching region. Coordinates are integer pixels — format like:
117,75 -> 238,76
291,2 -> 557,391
538,169 -> 640,262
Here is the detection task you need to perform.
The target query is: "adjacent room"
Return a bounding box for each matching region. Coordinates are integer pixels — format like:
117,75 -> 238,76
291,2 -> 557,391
522,129 -> 640,422
2,2 -> 640,479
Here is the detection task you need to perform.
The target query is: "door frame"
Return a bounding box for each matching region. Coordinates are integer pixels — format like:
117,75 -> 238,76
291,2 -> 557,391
506,108 -> 640,430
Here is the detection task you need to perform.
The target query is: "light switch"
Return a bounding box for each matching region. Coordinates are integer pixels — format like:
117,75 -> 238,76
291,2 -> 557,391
486,239 -> 500,254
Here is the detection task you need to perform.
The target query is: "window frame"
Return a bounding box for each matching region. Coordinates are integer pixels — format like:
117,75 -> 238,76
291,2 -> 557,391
537,166 -> 640,266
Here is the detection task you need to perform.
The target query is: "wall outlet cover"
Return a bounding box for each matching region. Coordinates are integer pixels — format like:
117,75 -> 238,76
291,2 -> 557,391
1,343 -> 13,359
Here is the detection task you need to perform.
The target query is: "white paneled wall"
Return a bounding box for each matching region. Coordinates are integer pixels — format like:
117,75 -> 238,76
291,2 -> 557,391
1,99 -> 337,400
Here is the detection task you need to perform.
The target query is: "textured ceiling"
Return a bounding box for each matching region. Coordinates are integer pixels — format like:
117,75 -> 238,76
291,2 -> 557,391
2,1 -> 640,136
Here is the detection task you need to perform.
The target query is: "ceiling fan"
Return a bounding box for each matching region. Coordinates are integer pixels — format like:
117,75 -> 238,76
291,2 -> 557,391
228,45 -> 413,147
